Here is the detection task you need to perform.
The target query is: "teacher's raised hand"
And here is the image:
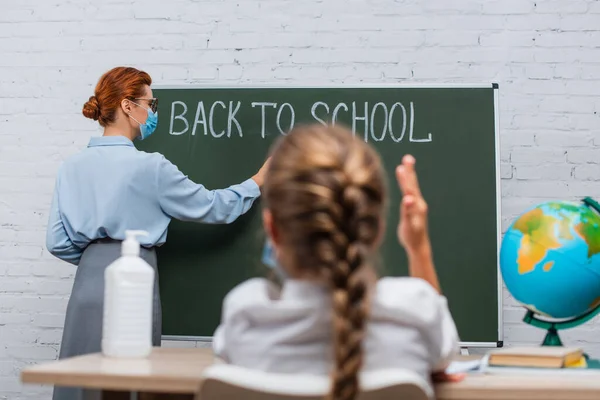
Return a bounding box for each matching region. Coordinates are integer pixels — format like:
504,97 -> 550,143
252,157 -> 271,187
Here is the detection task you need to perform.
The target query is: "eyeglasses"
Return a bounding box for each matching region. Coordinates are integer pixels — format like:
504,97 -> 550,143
135,97 -> 159,113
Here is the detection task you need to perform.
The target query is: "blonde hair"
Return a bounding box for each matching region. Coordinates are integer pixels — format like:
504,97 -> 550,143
263,124 -> 387,400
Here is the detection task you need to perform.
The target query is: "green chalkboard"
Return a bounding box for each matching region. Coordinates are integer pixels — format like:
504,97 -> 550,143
137,85 -> 502,346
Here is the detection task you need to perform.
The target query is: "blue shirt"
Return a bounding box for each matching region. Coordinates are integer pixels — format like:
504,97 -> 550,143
46,136 -> 261,265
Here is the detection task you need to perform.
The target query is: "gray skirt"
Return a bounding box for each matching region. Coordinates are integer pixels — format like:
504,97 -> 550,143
52,240 -> 162,400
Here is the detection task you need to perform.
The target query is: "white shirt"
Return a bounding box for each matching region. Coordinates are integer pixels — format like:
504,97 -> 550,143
213,276 -> 460,386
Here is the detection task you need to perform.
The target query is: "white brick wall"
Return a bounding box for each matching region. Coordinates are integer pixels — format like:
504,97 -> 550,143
1,0 -> 599,398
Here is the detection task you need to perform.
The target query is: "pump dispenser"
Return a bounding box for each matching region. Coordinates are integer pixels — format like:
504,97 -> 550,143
102,230 -> 155,358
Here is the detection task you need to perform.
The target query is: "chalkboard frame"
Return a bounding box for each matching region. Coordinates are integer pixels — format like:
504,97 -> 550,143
151,83 -> 504,349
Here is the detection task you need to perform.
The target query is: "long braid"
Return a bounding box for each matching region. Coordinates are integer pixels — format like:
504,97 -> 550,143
264,124 -> 386,400
328,170 -> 381,400
329,241 -> 368,397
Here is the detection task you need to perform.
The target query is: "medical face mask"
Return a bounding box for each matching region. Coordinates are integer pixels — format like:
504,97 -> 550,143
129,102 -> 158,140
262,239 -> 288,281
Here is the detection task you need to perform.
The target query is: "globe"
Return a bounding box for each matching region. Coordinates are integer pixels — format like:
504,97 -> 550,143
500,198 -> 600,322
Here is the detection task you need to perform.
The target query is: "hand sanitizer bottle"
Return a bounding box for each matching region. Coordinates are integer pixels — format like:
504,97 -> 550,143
102,230 -> 155,358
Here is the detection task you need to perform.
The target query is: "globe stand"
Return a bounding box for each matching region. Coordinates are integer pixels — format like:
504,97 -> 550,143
523,306 -> 600,358
541,326 -> 563,347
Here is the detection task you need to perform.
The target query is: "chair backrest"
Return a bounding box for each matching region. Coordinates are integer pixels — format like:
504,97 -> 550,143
199,364 -> 433,400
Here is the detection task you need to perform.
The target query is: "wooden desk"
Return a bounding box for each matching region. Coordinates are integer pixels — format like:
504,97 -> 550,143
21,347 -> 600,400
435,374 -> 600,400
21,347 -> 213,399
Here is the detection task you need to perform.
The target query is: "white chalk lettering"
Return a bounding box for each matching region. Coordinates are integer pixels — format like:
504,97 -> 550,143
311,101 -> 329,126
370,102 -> 388,142
170,98 -> 432,144
332,103 -> 348,125
252,102 -> 277,138
192,101 -> 208,136
389,102 -> 407,143
227,101 -> 242,137
169,101 -> 189,136
276,103 -> 295,135
409,102 -> 432,142
209,101 -> 226,138
352,101 -> 369,141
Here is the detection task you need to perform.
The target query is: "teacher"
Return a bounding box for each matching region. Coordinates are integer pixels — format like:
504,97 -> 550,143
46,66 -> 268,400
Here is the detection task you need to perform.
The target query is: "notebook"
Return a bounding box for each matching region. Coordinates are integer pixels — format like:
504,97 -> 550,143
487,346 -> 585,369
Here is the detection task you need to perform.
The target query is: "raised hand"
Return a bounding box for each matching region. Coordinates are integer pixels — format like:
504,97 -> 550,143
252,157 -> 271,187
395,155 -> 430,254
